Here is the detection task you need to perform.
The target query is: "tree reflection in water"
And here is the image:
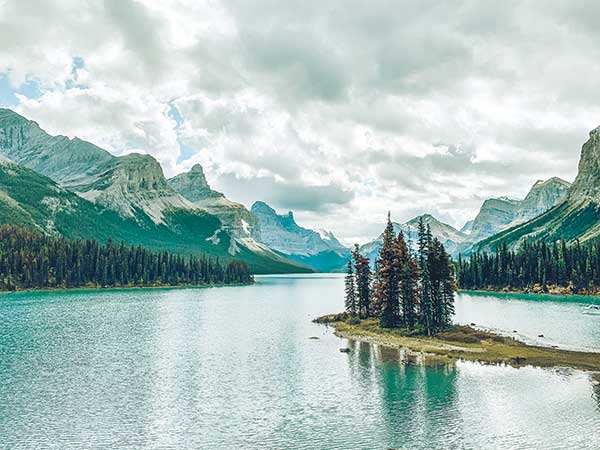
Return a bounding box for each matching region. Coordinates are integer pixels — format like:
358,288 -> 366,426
343,338 -> 463,449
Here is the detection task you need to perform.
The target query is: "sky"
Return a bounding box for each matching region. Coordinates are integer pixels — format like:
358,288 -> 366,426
2,0 -> 600,244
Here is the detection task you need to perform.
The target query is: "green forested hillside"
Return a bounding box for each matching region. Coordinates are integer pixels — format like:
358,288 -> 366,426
0,161 -> 310,274
0,225 -> 253,291
474,200 -> 600,253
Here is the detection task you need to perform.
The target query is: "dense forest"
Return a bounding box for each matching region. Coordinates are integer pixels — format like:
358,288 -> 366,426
345,215 -> 456,335
457,240 -> 600,293
0,225 -> 253,291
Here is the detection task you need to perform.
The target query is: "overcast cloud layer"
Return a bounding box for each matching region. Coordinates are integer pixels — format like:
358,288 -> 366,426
1,0 -> 599,243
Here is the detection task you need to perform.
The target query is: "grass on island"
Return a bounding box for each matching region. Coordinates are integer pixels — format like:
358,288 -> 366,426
315,313 -> 600,371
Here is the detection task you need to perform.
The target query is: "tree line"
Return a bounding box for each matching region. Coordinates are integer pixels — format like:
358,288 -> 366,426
457,240 -> 600,293
345,215 -> 456,335
0,225 -> 253,291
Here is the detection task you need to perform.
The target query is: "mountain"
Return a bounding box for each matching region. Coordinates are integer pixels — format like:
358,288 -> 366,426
460,219 -> 474,235
468,178 -> 570,241
168,164 -> 261,241
0,108 -> 309,274
0,156 -> 214,250
251,201 -> 350,271
476,126 -> 600,251
359,214 -> 469,264
469,197 -> 521,240
0,109 -> 114,190
513,177 -> 571,223
78,153 -> 195,224
0,108 -> 194,225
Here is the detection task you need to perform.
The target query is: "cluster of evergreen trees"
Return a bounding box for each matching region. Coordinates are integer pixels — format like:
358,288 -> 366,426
457,240 -> 600,293
345,215 -> 456,335
0,225 -> 253,291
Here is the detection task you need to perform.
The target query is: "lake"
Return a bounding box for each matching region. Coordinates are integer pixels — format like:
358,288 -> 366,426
0,274 -> 599,449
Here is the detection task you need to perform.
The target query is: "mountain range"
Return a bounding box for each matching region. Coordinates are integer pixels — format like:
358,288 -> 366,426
357,176 -> 571,264
468,177 -> 570,241
167,164 -> 261,242
251,201 -> 350,272
1,107 -> 598,272
475,126 -> 600,252
0,108 -> 309,274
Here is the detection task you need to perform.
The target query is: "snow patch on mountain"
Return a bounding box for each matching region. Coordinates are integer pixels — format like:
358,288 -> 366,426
241,219 -> 250,235
206,228 -> 222,245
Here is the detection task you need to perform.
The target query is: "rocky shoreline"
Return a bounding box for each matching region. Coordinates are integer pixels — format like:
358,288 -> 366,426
316,314 -> 600,371
461,284 -> 600,297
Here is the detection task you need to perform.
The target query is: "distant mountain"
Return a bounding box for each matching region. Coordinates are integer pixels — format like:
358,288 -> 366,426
168,164 -> 261,241
0,108 -> 309,274
359,214 -> 469,264
468,178 -> 570,241
469,197 -> 522,240
356,178 -> 571,263
251,201 -> 350,272
476,126 -> 600,251
460,219 -> 474,234
514,177 -> 571,223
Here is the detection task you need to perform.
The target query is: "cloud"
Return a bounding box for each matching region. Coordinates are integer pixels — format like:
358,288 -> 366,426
219,173 -> 354,212
2,0 -> 600,242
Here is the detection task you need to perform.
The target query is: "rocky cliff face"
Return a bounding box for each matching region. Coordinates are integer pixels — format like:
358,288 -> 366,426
167,164 -> 223,202
79,153 -> 194,224
251,201 -> 349,271
567,127 -> 600,203
469,197 -> 521,240
252,201 -> 347,256
0,109 -> 115,191
0,108 -> 195,225
168,164 -> 261,240
514,177 -> 570,223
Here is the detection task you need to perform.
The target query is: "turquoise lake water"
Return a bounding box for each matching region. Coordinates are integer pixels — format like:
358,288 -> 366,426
0,274 -> 599,449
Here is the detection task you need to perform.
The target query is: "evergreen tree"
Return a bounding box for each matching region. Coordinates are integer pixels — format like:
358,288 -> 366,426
397,230 -> 417,329
417,218 -> 435,335
457,238 -> 600,294
344,260 -> 357,316
0,225 -> 254,291
353,244 -> 372,319
373,213 -> 399,328
428,238 -> 455,331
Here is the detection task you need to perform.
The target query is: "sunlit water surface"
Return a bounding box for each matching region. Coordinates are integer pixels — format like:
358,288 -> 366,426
0,275 -> 599,449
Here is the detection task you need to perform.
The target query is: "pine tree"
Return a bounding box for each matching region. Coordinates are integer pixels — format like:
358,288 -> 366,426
417,218 -> 434,335
397,230 -> 417,329
428,238 -> 455,331
373,213 -> 399,328
344,260 -> 357,316
457,238 -> 600,295
353,244 -> 372,319
0,225 -> 254,291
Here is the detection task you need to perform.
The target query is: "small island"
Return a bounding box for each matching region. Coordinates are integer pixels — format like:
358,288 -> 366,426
318,215 -> 600,372
316,314 -> 600,371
